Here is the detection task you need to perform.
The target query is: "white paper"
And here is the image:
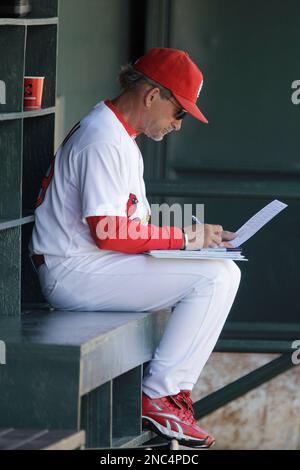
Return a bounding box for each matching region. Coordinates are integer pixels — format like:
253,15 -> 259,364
231,199 -> 287,248
145,250 -> 247,261
145,199 -> 287,260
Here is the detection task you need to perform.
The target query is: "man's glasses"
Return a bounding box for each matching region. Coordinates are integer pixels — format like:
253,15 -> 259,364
166,96 -> 187,120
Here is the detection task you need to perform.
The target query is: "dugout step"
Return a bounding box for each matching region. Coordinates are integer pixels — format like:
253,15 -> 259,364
0,428 -> 85,450
0,308 -> 171,448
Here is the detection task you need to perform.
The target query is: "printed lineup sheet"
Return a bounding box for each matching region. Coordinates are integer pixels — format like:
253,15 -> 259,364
230,199 -> 288,248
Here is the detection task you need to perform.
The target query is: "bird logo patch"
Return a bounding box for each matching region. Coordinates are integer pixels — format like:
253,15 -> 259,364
127,193 -> 138,218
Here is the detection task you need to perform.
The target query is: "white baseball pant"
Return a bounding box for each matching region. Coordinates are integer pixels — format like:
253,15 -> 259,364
37,252 -> 241,398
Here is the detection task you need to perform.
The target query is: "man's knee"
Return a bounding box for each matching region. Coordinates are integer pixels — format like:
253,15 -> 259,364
226,260 -> 241,288
210,260 -> 241,291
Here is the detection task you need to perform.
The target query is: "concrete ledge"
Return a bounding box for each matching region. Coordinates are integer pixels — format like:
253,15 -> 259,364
0,428 -> 85,450
0,308 -> 171,394
0,308 -> 171,431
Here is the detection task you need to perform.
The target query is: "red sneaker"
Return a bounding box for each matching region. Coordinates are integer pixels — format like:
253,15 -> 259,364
179,390 -> 215,448
142,392 -> 215,448
179,390 -> 197,418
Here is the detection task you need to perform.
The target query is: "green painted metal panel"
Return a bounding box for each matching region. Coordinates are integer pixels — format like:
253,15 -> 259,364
215,339 -> 295,354
25,25 -> 57,109
21,113 -> 55,304
0,26 -> 25,113
0,349 -> 80,429
221,321 -> 300,340
21,222 -> 45,304
147,179 -> 300,199
113,366 -> 142,439
81,382 -> 112,448
0,119 -> 22,219
28,0 -> 58,18
166,0 -> 300,176
22,113 -> 55,212
0,227 -> 21,316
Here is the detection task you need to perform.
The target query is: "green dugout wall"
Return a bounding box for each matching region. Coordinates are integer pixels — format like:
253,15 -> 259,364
142,0 -> 300,324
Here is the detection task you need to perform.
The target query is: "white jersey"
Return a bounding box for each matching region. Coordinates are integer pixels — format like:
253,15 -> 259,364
29,101 -> 151,258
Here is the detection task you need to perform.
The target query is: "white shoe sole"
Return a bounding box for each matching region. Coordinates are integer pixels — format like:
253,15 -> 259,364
142,416 -> 213,448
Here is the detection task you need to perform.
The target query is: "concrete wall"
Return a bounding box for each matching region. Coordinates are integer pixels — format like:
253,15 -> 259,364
192,353 -> 300,450
55,0 -> 130,149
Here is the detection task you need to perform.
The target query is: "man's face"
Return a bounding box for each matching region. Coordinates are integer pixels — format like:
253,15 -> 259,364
143,88 -> 186,141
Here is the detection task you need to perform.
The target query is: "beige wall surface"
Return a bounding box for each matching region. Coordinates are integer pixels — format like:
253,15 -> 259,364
192,353 -> 300,450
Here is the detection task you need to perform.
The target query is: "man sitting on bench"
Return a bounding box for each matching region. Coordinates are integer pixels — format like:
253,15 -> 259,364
29,48 -> 241,448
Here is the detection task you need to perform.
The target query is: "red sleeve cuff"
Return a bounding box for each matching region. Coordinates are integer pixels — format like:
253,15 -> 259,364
86,215 -> 185,253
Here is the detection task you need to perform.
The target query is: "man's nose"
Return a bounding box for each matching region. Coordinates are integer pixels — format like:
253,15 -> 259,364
172,119 -> 182,131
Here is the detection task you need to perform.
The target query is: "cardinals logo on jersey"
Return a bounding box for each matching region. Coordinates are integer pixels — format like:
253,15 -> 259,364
127,193 -> 139,218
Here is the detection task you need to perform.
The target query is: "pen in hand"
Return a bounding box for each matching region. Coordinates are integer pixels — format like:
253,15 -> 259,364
192,215 -> 236,248
192,215 -> 202,224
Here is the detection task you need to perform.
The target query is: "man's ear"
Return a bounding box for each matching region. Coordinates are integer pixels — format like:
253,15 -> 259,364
144,87 -> 160,109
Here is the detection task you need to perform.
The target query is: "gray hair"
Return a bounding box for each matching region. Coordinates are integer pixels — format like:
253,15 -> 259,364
118,63 -> 172,100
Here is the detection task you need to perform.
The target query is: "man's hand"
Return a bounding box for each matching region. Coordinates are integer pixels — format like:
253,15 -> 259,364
219,230 -> 236,248
183,224 -> 222,250
183,225 -> 237,250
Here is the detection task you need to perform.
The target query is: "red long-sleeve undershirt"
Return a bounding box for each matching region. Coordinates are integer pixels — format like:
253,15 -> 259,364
87,215 -> 185,254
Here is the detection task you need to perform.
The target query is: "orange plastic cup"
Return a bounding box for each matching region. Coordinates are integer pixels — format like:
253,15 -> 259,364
24,76 -> 45,110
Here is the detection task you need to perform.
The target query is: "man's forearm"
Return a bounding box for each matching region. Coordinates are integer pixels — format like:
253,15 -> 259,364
87,215 -> 185,253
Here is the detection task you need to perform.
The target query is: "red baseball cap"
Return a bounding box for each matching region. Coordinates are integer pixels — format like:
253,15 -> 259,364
133,47 -> 208,124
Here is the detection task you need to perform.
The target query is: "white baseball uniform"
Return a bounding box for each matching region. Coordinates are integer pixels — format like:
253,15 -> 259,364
29,100 -> 241,398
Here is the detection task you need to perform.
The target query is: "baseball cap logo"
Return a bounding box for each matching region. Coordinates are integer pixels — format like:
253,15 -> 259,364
197,80 -> 203,98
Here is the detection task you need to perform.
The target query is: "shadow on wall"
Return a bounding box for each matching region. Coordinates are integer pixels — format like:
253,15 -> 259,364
55,0 -> 131,149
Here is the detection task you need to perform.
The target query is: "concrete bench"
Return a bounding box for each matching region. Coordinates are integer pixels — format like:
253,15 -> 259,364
0,307 -> 171,448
